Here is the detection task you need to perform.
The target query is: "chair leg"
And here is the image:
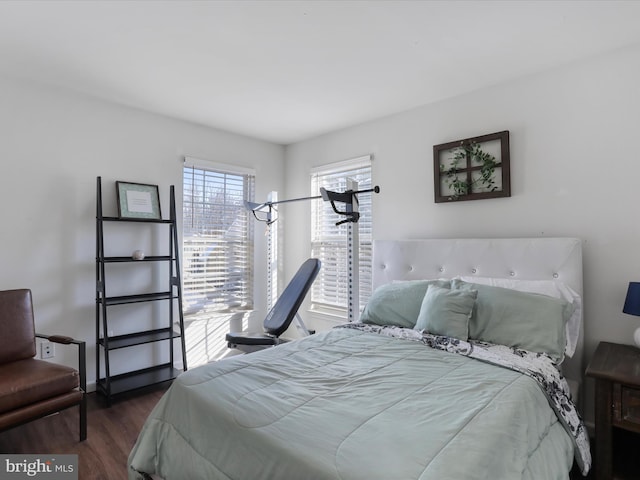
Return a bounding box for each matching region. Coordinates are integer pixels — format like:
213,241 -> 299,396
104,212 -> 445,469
78,340 -> 87,441
79,395 -> 87,441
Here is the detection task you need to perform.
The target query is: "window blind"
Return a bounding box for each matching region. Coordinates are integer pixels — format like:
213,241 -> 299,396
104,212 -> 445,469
182,164 -> 255,316
310,157 -> 372,316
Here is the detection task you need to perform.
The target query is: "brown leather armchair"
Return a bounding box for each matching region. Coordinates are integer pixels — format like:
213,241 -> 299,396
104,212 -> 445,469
0,289 -> 86,441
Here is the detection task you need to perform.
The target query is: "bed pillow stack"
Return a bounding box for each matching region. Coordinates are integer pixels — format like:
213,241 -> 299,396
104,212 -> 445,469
451,279 -> 574,362
359,277 -> 574,363
359,279 -> 450,328
455,276 -> 581,358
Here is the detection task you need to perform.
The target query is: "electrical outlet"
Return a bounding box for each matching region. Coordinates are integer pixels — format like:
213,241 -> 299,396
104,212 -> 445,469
40,341 -> 54,359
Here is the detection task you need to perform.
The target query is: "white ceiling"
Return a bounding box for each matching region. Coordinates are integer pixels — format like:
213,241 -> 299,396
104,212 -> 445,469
1,1 -> 640,145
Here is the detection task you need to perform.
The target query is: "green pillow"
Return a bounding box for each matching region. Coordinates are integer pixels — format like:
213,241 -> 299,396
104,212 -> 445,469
414,285 -> 477,340
452,279 -> 573,362
360,280 -> 451,328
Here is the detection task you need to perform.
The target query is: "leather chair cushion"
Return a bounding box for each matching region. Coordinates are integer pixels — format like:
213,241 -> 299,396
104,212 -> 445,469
0,391 -> 83,431
0,289 -> 36,364
0,358 -> 79,414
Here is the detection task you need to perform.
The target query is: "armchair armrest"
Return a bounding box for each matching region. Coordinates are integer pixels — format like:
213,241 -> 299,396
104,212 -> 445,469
46,335 -> 75,344
35,332 -> 87,440
36,333 -> 83,346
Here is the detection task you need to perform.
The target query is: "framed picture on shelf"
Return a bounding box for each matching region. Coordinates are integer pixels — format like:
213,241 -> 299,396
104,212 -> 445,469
116,181 -> 162,219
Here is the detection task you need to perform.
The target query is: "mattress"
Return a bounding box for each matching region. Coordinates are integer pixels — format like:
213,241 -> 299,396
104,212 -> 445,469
128,326 -> 589,479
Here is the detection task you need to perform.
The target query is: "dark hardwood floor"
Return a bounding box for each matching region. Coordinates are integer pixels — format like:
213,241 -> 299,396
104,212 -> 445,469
0,384 -> 169,480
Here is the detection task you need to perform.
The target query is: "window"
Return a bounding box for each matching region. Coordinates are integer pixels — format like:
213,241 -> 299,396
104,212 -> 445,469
310,156 -> 372,318
182,162 -> 255,317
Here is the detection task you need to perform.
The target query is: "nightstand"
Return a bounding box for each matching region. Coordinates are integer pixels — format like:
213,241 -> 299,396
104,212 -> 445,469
586,341 -> 640,480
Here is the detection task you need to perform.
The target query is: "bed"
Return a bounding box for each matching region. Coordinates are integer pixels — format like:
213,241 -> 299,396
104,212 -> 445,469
128,237 -> 591,479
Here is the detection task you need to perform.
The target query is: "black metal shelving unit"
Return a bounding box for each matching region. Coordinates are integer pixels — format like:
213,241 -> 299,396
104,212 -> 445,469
95,176 -> 187,404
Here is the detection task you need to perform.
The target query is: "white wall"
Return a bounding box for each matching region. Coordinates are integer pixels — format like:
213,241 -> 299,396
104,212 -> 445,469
0,75 -> 284,387
283,43 -> 640,424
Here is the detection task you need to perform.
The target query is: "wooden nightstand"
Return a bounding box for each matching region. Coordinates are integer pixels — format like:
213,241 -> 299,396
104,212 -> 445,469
586,341 -> 640,479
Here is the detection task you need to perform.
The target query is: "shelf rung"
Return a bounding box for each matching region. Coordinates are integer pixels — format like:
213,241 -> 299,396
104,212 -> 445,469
100,291 -> 176,305
98,328 -> 181,349
100,256 -> 171,263
96,364 -> 180,397
100,216 -> 172,224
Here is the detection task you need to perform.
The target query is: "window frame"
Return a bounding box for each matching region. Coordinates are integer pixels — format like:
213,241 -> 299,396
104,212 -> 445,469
182,158 -> 255,318
309,155 -> 373,319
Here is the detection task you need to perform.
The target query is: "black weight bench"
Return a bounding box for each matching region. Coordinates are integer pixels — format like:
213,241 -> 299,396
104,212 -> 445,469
226,258 -> 321,352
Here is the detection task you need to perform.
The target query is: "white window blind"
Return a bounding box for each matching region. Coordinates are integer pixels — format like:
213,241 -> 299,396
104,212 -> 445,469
310,157 -> 372,317
182,164 -> 254,316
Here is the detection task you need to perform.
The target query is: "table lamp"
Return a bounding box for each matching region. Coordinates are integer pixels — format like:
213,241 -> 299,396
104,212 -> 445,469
622,281 -> 640,347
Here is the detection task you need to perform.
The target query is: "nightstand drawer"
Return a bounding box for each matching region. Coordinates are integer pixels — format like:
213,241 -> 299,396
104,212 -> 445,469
614,384 -> 640,433
588,342 -> 640,479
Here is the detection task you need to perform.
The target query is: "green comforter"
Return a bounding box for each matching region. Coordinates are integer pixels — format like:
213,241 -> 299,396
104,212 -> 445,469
128,327 -> 577,479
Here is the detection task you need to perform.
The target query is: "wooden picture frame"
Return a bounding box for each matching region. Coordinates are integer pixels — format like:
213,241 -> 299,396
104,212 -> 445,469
433,130 -> 510,203
116,181 -> 162,219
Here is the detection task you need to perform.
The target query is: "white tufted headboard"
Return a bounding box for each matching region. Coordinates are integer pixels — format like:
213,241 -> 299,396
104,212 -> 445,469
372,238 -> 584,398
